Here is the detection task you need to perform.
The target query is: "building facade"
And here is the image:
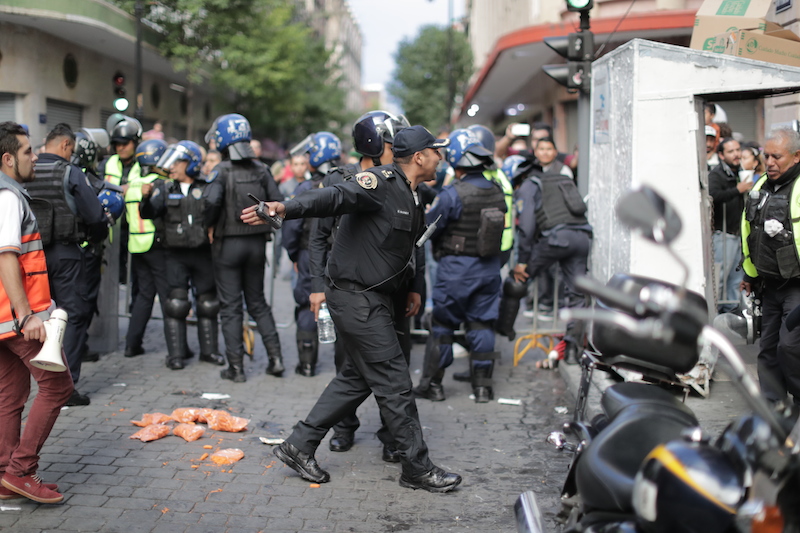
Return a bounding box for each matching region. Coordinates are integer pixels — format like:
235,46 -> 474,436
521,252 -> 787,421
0,0 -> 217,144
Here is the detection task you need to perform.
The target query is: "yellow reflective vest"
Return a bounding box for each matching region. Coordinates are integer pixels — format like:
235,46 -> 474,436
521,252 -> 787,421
484,168 -> 514,253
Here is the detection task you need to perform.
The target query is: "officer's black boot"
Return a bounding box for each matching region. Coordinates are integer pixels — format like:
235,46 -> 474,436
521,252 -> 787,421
164,317 -> 186,370
452,369 -> 471,382
265,341 -> 285,377
220,352 -> 246,383
295,330 -> 318,377
197,317 -> 226,366
471,352 -> 499,403
414,369 -> 445,402
413,330 -> 446,401
495,278 -> 527,341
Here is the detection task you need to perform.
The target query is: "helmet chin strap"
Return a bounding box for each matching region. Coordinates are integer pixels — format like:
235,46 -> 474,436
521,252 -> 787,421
371,157 -> 382,167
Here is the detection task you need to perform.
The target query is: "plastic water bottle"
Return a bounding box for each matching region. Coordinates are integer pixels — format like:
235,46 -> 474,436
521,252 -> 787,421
317,303 -> 336,344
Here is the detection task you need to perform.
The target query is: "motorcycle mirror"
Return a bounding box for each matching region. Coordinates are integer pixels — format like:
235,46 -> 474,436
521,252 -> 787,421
615,186 -> 682,245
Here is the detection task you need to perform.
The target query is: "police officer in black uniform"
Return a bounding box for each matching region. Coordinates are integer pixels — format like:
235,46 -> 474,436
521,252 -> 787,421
140,141 -> 226,370
243,125 -> 462,493
282,131 -> 341,377
308,111 -> 421,456
26,124 -> 108,406
496,136 -> 592,358
203,114 -> 284,382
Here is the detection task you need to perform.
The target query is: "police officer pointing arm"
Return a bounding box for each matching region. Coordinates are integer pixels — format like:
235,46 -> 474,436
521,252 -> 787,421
242,126 -> 462,494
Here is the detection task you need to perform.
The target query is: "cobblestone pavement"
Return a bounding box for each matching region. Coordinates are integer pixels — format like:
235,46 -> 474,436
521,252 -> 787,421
1,251 -> 573,533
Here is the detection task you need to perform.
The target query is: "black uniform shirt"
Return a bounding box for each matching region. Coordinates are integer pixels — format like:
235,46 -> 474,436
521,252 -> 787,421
283,163 -> 425,294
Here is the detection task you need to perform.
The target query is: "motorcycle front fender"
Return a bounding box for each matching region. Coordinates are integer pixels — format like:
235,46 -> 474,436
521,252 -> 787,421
515,491 -> 547,533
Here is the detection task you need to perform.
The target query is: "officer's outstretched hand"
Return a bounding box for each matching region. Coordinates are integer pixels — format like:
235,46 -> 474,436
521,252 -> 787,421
240,202 -> 285,226
310,292 -> 326,320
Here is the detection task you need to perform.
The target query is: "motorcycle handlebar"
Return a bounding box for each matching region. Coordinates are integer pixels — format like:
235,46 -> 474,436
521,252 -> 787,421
574,276 -> 642,315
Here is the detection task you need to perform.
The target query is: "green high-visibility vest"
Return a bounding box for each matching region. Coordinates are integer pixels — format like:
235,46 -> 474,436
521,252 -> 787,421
741,173 -> 800,278
126,173 -> 161,254
485,168 -> 514,253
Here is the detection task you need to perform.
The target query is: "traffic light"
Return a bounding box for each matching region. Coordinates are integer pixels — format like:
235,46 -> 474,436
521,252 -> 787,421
566,0 -> 593,12
542,32 -> 594,91
113,72 -> 129,112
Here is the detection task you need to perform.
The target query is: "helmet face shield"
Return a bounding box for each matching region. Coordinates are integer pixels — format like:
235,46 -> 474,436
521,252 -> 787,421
204,118 -> 220,145
290,134 -> 315,158
353,111 -> 410,158
156,144 -> 191,175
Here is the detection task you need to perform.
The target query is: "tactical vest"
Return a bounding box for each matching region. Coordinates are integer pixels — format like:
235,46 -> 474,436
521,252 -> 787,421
485,168 -> 514,252
433,178 -> 506,259
532,162 -> 588,232
216,160 -> 271,238
163,181 -> 209,249
126,173 -> 161,253
24,158 -> 87,245
741,174 -> 800,279
0,173 -> 52,339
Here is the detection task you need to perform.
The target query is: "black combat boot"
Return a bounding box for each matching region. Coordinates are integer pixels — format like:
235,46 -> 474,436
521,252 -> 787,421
220,352 -> 246,383
471,351 -> 499,404
413,369 -> 445,402
197,316 -> 225,366
295,330 -> 319,377
164,317 -> 186,370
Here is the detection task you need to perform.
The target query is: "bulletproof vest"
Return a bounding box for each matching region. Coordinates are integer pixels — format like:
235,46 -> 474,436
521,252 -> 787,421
744,182 -> 800,279
433,177 -> 506,259
24,158 -> 87,245
217,160 -> 271,238
163,181 -> 209,249
299,172 -> 327,250
532,162 -> 588,232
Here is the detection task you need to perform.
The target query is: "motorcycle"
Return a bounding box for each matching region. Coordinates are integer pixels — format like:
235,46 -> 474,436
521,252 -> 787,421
515,186 -> 799,533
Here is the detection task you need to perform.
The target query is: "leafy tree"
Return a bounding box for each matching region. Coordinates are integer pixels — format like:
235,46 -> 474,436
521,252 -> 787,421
109,0 -> 348,141
388,25 -> 473,131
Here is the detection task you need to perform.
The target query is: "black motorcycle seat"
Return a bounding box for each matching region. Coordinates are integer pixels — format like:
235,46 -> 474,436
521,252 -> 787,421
602,382 -> 695,422
576,404 -> 698,514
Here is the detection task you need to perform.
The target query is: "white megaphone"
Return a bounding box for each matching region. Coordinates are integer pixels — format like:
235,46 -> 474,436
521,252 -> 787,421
30,309 -> 68,372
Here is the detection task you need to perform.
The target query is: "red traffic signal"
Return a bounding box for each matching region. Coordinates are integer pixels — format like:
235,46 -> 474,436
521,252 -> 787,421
113,72 -> 126,97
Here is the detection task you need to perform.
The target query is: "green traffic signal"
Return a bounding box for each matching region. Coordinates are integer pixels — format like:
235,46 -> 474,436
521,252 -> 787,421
566,0 -> 593,12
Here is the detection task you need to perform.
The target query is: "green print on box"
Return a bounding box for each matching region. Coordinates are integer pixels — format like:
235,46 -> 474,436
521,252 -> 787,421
716,0 -> 751,16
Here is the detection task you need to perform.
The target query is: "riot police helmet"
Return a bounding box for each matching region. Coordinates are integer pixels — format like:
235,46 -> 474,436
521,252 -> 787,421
109,116 -> 143,145
205,113 -> 255,161
502,154 -> 535,186
98,188 -> 125,223
290,131 -> 341,174
352,110 -> 410,159
135,139 -> 168,176
467,124 -> 496,154
71,128 -> 111,170
446,128 -> 494,170
157,140 -> 203,178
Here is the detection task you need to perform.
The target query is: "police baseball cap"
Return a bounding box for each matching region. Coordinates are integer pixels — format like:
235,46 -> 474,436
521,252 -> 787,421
705,125 -> 716,137
392,125 -> 450,158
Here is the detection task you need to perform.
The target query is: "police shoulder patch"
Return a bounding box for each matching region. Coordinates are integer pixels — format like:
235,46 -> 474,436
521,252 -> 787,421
208,169 -> 219,182
355,171 -> 378,190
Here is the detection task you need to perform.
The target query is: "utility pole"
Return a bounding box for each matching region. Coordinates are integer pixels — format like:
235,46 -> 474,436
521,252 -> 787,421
134,0 -> 144,121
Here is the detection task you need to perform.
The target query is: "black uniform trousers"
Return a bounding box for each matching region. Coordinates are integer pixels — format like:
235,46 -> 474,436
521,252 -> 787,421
127,246 -> 169,350
758,279 -> 800,404
526,228 -> 592,308
331,289 -> 412,440
167,246 -> 216,296
45,243 -> 93,384
212,234 -> 280,359
288,285 -> 434,477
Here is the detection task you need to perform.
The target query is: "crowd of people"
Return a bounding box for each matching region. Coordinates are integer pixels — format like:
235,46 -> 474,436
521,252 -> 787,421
0,110 -> 594,502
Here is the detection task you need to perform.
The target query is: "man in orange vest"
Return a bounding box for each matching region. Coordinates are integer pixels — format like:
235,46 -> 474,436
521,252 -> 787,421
0,122 -> 73,504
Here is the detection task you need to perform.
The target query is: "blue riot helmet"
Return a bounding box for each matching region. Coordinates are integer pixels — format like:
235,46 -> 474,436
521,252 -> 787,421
156,140 -> 203,178
71,128 -> 111,171
502,155 -> 534,187
205,113 -> 255,161
446,128 -> 494,169
98,188 -> 125,224
467,124 -> 496,154
135,139 -> 168,176
290,131 -> 341,174
109,115 -> 142,145
352,110 -> 410,162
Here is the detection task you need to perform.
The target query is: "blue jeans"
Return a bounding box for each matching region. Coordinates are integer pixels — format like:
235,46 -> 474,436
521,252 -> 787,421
713,231 -> 743,313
